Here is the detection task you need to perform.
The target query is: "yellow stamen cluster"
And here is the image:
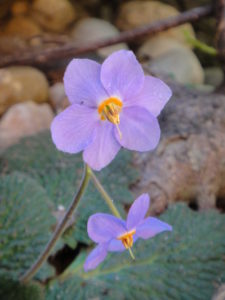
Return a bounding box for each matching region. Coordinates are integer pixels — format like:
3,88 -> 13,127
117,229 -> 136,249
98,97 -> 123,139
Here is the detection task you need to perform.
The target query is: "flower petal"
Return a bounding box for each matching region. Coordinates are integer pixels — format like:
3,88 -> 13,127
100,50 -> 144,100
126,194 -> 150,231
84,244 -> 107,272
83,121 -> 121,171
64,58 -> 108,106
87,213 -> 126,243
107,238 -> 125,252
136,217 -> 172,240
124,75 -> 172,117
115,106 -> 160,151
51,104 -> 98,154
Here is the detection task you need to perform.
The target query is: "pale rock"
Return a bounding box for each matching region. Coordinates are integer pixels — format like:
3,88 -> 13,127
0,101 -> 54,150
50,82 -> 69,113
71,18 -> 128,58
116,1 -> 195,47
138,36 -> 186,60
0,66 -> 49,115
4,16 -> 42,39
31,0 -> 76,32
204,67 -> 224,88
213,285 -> 225,300
148,46 -> 204,85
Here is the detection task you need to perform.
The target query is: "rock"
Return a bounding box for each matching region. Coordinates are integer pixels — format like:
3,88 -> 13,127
4,16 -> 42,39
116,1 -> 195,47
71,18 -> 128,58
212,285 -> 225,300
148,46 -> 204,85
0,66 -> 49,115
11,0 -> 29,16
0,101 -> 54,151
138,36 -> 187,60
204,67 -> 224,88
49,82 -> 69,113
31,0 -> 76,32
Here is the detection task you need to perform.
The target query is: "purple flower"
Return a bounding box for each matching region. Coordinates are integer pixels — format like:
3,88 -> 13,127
84,194 -> 172,271
51,50 -> 172,171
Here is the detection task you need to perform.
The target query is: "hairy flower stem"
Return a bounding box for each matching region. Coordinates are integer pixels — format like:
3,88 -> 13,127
20,164 -> 91,283
90,170 -> 122,218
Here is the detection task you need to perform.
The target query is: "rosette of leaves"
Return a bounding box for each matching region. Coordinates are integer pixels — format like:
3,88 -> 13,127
0,172 -> 55,299
0,132 -> 139,246
46,204 -> 225,300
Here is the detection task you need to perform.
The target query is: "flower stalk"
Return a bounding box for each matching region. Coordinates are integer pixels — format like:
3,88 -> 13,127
89,169 -> 122,219
20,163 -> 91,283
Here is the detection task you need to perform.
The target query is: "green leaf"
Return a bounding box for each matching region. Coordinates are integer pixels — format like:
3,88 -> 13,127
46,204 -> 225,300
0,172 -> 55,279
0,132 -> 139,245
0,278 -> 44,300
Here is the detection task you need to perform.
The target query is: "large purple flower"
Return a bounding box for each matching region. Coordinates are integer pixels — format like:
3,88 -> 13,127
84,194 -> 172,271
51,50 -> 172,170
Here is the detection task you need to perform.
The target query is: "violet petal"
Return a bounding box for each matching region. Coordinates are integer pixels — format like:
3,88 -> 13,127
84,244 -> 108,272
87,213 -> 126,243
51,104 -> 98,154
64,58 -> 108,107
115,106 -> 160,151
126,194 -> 150,231
107,238 -> 125,252
100,50 -> 144,100
124,75 -> 172,117
136,217 -> 172,240
83,121 -> 121,171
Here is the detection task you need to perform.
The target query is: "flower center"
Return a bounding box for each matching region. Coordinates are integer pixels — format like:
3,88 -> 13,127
117,229 -> 136,249
98,97 -> 123,139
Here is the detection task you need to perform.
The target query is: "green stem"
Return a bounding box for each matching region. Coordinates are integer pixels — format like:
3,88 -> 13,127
20,164 -> 91,283
184,30 -> 217,56
89,170 -> 122,218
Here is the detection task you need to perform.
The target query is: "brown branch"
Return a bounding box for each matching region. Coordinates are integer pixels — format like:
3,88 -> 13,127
0,5 -> 213,68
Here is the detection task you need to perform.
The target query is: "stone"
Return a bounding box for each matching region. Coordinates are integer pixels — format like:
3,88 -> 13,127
0,101 -> 54,151
4,16 -> 42,39
116,1 -> 195,47
49,82 -> 69,113
31,0 -> 76,32
212,285 -> 225,300
71,17 -> 128,58
11,0 -> 29,16
148,46 -> 204,85
204,67 -> 224,88
138,36 -> 186,60
0,66 -> 49,116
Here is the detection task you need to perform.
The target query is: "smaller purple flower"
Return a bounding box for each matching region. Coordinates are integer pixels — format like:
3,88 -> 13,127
84,194 -> 172,271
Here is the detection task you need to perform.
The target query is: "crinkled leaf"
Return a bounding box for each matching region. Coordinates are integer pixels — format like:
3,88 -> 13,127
46,204 -> 225,300
0,172 -> 55,279
0,278 -> 44,300
0,132 -> 139,245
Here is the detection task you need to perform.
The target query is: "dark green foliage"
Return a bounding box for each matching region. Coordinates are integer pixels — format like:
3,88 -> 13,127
0,172 -> 55,279
0,132 -> 139,245
46,204 -> 225,300
0,278 -> 43,300
1,132 -> 225,300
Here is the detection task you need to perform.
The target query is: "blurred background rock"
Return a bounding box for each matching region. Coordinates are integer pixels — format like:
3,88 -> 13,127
0,0 -> 221,151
